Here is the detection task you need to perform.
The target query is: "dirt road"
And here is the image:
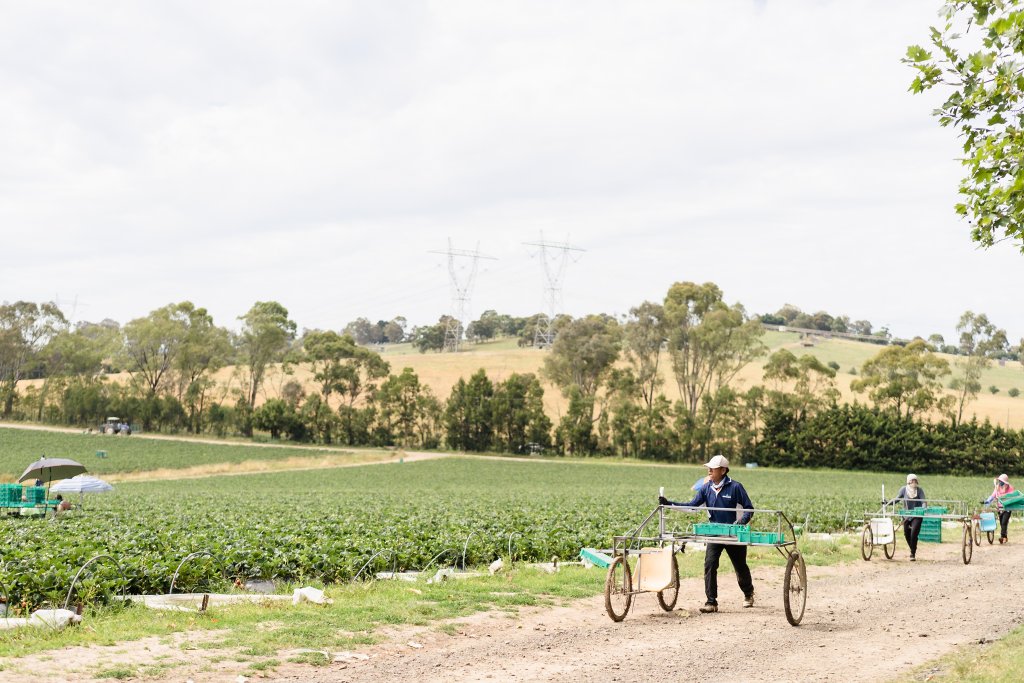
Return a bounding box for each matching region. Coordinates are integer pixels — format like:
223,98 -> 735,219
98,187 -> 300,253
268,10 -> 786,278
274,539 -> 1023,683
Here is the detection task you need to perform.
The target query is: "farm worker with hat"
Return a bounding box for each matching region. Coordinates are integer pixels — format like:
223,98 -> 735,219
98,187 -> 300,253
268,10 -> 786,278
887,474 -> 926,561
983,474 -> 1015,544
659,454 -> 755,613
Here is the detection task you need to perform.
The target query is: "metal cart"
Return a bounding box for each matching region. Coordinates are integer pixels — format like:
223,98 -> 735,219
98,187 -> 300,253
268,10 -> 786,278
861,498 -> 974,564
604,503 -> 807,626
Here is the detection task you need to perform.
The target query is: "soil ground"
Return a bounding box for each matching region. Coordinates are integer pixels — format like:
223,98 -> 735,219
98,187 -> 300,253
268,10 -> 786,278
6,537 -> 1023,683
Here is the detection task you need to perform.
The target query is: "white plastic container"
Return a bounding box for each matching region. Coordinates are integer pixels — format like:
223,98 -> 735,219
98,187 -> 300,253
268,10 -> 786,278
869,517 -> 894,544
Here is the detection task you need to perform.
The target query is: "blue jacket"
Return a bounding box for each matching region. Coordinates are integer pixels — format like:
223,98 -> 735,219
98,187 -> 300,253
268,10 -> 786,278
673,476 -> 754,525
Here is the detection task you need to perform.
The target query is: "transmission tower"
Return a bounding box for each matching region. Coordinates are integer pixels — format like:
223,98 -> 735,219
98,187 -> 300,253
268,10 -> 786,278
523,236 -> 584,349
429,240 -> 496,352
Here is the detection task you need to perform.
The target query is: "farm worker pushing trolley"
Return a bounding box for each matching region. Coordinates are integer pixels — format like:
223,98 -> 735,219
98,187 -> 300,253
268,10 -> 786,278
983,474 -> 1015,544
887,474 -> 926,561
659,454 -> 755,613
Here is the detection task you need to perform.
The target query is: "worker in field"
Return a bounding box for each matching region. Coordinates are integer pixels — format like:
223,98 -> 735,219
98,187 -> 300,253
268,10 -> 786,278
888,474 -> 926,561
983,474 -> 1015,544
659,454 -> 755,613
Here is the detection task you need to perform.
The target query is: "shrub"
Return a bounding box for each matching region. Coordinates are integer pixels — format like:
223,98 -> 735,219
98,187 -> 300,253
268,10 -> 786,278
1010,388 -> 1020,398
989,385 -> 1000,395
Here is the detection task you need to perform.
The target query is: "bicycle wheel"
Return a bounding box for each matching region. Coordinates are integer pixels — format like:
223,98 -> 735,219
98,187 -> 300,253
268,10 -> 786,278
883,537 -> 896,559
783,551 -> 807,626
962,523 -> 973,565
973,520 -> 981,546
656,553 -> 680,612
988,530 -> 995,545
604,555 -> 633,622
861,523 -> 873,561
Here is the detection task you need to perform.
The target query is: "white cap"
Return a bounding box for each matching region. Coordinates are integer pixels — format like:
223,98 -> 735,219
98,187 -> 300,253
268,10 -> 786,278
704,455 -> 730,469
906,473 -> 918,484
999,474 -> 1010,484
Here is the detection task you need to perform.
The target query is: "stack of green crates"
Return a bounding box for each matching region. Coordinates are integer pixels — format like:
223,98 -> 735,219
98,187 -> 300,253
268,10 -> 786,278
0,483 -> 22,505
915,506 -> 946,543
24,486 -> 45,505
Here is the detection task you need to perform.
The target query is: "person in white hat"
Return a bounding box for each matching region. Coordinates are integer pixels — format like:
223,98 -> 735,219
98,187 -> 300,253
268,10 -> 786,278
659,454 -> 755,612
983,474 -> 1015,544
887,474 -> 927,561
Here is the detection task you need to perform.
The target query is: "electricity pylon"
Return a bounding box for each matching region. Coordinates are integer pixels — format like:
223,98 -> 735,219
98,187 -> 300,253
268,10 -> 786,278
429,240 -> 496,352
523,236 -> 584,349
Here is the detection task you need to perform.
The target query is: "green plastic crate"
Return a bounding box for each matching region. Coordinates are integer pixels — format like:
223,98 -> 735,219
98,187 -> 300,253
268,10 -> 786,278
694,522 -> 748,536
0,484 -> 22,505
24,487 -> 45,504
749,531 -> 785,544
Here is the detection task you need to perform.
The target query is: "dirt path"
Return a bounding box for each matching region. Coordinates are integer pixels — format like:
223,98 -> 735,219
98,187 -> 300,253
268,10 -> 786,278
8,539 -> 1021,683
272,539 -> 1024,683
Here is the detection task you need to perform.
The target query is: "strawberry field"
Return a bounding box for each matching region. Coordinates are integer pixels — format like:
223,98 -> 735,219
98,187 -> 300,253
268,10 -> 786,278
0,450 -> 997,611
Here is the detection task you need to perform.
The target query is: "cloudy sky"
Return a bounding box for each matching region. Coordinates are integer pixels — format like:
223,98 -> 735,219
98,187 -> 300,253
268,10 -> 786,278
1,1 -> 1020,342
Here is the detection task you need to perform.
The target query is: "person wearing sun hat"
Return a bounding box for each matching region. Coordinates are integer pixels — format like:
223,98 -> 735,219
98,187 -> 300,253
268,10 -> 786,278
659,454 -> 755,613
887,473 -> 927,561
983,474 -> 1015,544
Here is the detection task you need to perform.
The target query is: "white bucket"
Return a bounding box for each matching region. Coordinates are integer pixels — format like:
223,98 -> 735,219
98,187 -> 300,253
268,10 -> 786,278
869,517 -> 894,544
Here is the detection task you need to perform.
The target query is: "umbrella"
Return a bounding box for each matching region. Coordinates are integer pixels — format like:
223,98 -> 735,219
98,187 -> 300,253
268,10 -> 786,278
49,474 -> 113,510
18,458 -> 87,486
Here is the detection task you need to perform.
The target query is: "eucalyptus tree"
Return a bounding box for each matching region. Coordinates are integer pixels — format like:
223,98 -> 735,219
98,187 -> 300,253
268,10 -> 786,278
950,311 -> 1008,425
851,339 -> 952,419
0,301 -> 67,416
662,282 -> 765,455
236,301 -> 297,435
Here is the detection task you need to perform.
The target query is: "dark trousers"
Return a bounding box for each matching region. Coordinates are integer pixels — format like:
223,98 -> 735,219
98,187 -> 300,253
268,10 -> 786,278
704,543 -> 754,604
1000,510 -> 1012,539
904,517 -> 922,555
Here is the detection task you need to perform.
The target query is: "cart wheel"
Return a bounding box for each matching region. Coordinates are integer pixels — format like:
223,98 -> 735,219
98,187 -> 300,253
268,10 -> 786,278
987,530 -> 995,545
883,537 -> 896,559
656,553 -> 680,612
973,520 -> 981,546
604,555 -> 633,622
783,551 -> 807,626
962,523 -> 973,565
860,524 -> 873,561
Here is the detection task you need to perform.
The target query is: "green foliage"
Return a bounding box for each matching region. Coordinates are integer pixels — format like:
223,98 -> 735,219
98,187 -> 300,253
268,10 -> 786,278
851,339 -> 951,418
757,402 -> 1024,476
0,454 -> 1001,612
1010,387 -> 1020,398
990,385 -> 1001,394
905,1 -> 1024,250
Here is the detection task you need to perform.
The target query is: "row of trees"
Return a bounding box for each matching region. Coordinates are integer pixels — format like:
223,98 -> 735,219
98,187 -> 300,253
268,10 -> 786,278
3,283 -> 1024,472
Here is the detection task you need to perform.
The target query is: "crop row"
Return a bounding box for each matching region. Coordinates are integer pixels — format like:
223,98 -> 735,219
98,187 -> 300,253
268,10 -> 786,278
0,458 -> 997,610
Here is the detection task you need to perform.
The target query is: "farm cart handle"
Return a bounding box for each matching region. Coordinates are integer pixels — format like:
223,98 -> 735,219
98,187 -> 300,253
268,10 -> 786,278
63,554 -> 128,611
352,549 -> 397,582
169,551 -> 225,594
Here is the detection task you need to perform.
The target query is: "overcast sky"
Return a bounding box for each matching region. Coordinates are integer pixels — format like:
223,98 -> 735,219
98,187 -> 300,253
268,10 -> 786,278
1,1 -> 1020,342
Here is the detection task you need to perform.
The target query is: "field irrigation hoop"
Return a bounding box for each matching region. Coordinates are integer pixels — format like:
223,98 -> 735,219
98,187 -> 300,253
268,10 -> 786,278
63,554 -> 128,611
352,549 -> 397,582
169,550 -> 226,594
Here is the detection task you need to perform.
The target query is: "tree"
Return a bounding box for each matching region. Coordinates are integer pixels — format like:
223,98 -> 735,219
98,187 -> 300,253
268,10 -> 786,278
0,301 -> 67,416
236,302 -> 297,435
622,301 -> 666,414
444,369 -> 495,451
949,311 -> 1008,425
491,373 -> 551,453
906,1 -> 1024,250
851,339 -> 952,419
122,303 -> 194,401
542,315 -> 622,399
374,368 -> 439,447
662,282 -> 765,451
172,303 -> 231,433
762,349 -> 840,421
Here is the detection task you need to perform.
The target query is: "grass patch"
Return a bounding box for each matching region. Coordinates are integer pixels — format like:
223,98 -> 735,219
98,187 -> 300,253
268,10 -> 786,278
910,624 -> 1024,682
0,541 -> 860,663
